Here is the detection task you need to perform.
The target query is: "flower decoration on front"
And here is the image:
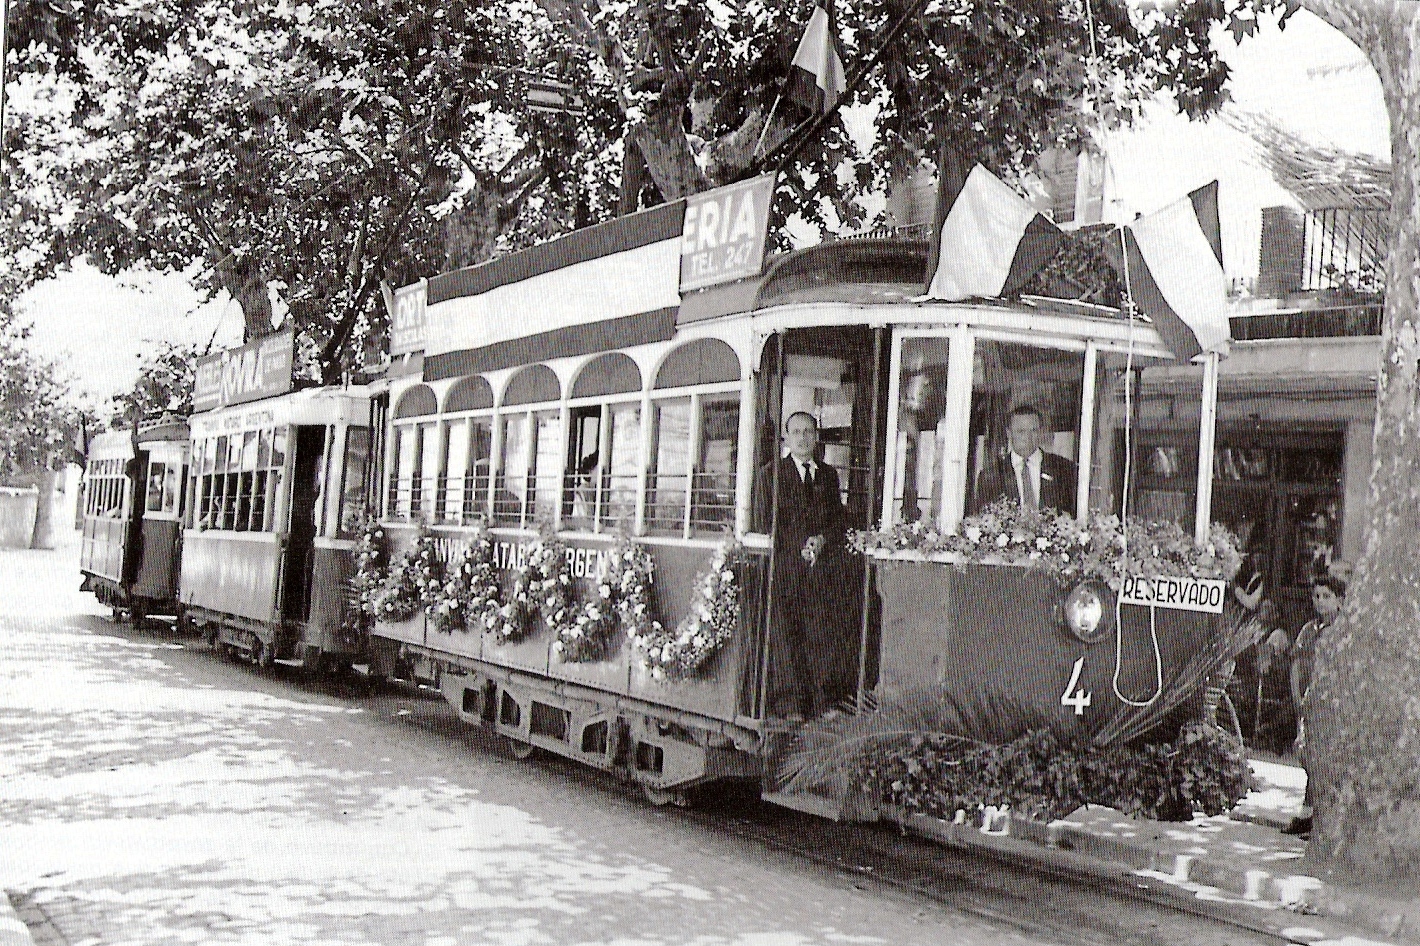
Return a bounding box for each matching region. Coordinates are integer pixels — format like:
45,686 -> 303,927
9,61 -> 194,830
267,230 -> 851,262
849,500 -> 1240,588
431,526 -> 500,635
490,528 -> 573,645
632,537 -> 741,682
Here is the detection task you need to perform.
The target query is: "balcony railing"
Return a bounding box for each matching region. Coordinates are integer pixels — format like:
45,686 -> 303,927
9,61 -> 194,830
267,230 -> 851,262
1302,207 -> 1388,295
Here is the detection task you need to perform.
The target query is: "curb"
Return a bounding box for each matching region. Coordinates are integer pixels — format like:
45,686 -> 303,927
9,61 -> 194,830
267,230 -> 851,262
890,809 -> 1418,945
0,894 -> 37,946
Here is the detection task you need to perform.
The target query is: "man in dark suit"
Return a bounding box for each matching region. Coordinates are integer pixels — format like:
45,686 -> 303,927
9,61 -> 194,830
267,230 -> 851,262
753,412 -> 852,720
972,404 -> 1077,516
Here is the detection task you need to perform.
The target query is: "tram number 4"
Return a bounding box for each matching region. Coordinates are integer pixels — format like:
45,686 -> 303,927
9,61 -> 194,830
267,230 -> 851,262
1060,657 -> 1092,716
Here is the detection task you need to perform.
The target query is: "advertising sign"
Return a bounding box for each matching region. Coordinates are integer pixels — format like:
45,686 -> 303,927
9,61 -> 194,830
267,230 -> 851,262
192,331 -> 295,413
388,280 -> 428,357
680,173 -> 776,292
1119,574 -> 1227,614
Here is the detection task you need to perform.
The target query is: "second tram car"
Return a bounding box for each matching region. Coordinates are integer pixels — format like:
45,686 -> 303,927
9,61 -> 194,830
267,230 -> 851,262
368,204 -> 1231,812
180,335 -> 373,671
79,416 -> 190,627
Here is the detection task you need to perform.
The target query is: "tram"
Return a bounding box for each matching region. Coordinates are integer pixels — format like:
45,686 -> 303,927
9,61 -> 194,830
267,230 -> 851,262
368,198 -> 1235,812
179,332 -> 374,671
79,416 -> 190,627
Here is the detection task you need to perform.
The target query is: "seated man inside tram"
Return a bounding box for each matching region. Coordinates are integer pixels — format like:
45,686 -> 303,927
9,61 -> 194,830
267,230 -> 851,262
752,411 -> 856,720
971,404 -> 1077,516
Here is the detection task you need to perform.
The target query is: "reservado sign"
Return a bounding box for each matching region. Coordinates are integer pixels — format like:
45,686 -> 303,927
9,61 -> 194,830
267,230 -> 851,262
1119,574 -> 1227,613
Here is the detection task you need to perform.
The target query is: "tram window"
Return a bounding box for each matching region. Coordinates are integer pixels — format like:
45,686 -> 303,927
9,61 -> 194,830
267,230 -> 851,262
440,419 -> 468,525
531,410 -> 561,525
495,413 -> 530,526
337,427 -> 372,537
1088,353 -> 1200,528
416,423 -> 440,522
146,463 -> 166,513
692,395 -> 739,533
601,403 -> 641,531
466,418 -> 492,524
647,398 -> 691,533
563,407 -> 602,529
389,423 -> 418,520
890,337 -> 952,525
965,340 -> 1085,520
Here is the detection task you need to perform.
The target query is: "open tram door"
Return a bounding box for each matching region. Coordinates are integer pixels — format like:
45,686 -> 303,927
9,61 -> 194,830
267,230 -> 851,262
278,425 -> 327,627
753,326 -> 892,729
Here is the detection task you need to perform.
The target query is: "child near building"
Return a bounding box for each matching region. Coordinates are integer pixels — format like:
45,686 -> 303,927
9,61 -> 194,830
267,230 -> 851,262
1281,573 -> 1347,837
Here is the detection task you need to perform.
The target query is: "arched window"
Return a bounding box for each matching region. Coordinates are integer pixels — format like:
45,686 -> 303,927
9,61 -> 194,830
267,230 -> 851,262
502,364 -> 561,406
571,353 -> 642,399
444,376 -> 493,413
654,338 -> 740,390
393,384 -> 437,419
647,339 -> 742,537
496,365 -> 561,528
438,376 -> 495,526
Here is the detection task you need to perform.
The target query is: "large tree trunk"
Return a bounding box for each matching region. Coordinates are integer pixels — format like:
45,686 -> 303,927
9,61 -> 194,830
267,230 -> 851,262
1300,0 -> 1420,885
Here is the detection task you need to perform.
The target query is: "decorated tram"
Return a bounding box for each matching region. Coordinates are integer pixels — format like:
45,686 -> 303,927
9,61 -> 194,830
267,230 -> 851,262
178,331 -> 374,671
79,415 -> 190,627
363,178 -> 1243,812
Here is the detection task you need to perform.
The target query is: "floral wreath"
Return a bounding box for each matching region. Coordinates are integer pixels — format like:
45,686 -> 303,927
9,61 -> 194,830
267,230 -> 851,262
372,522 -> 443,623
849,499 -> 1241,588
555,534 -> 660,664
631,537 -> 742,682
343,514 -> 387,636
430,525 -> 501,635
489,527 -> 574,645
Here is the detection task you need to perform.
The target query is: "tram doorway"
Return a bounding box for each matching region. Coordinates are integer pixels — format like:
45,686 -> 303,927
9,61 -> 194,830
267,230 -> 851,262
754,326 -> 891,717
280,425 -> 327,625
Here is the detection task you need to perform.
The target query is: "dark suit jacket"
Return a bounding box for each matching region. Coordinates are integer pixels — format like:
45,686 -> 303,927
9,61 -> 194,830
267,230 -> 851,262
971,450 -> 1077,516
752,456 -> 846,557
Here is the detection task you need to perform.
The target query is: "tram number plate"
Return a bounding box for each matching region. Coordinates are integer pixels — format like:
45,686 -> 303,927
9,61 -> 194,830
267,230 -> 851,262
1118,575 -> 1227,614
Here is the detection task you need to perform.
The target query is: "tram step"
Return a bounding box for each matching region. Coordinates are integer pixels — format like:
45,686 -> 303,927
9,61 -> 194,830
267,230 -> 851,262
272,658 -> 306,668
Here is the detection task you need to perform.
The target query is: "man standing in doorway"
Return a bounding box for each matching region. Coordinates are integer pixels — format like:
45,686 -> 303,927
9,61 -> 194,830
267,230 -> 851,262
753,412 -> 851,720
972,404 -> 1077,516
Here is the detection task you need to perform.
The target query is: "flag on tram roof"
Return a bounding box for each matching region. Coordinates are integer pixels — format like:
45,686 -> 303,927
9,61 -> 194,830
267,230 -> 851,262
784,0 -> 846,114
1107,181 -> 1230,360
923,157 -> 1063,303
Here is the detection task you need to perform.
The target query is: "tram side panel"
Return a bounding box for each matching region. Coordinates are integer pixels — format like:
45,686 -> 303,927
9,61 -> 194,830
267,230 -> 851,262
181,533 -> 282,625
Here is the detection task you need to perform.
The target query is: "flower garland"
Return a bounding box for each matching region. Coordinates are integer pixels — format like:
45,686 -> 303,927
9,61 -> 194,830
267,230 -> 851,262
632,538 -> 741,682
342,515 -> 386,637
373,522 -> 443,623
555,535 -> 660,664
849,499 -> 1241,589
489,528 -> 574,645
430,526 -> 500,635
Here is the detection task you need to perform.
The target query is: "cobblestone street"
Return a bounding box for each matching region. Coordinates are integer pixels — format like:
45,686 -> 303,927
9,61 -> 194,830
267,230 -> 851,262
1,539 -> 1084,946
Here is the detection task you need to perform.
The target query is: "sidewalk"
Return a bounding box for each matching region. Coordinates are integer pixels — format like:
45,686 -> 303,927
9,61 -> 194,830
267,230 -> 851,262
892,756 -> 1420,945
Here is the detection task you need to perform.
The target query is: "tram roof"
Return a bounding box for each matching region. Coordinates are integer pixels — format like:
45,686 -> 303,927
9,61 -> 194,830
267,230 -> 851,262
188,383 -> 372,437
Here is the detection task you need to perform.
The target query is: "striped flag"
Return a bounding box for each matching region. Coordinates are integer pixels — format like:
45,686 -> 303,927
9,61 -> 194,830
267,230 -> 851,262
1108,181 -> 1230,360
784,0 -> 846,114
924,159 -> 1063,302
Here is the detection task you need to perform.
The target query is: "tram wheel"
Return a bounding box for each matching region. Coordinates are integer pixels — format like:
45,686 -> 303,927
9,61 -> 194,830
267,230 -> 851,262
641,784 -> 688,808
504,737 -> 537,761
256,641 -> 275,670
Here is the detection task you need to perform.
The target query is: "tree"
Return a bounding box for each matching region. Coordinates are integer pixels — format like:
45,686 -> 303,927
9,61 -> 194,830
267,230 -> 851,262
3,0 -> 624,381
1275,0 -> 1420,886
110,341 -> 201,427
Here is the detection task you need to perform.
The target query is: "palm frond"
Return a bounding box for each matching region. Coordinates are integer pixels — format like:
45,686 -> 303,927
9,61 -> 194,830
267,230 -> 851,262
1091,606 -> 1263,748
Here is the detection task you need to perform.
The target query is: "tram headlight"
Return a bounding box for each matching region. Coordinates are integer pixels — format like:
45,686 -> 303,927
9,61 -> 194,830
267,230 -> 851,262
1062,580 -> 1109,644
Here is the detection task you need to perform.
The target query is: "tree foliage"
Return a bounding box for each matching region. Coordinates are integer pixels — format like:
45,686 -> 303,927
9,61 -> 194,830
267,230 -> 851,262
110,341 -> 201,428
0,312 -> 88,479
5,0 -> 1277,380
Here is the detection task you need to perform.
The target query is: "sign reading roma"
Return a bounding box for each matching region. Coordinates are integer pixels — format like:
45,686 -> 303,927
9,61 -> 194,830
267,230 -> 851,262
680,173 -> 776,292
192,332 -> 295,412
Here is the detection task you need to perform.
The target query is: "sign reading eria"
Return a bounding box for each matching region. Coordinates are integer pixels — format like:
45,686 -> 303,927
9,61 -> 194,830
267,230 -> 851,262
1119,574 -> 1227,614
192,331 -> 295,412
680,173 -> 776,292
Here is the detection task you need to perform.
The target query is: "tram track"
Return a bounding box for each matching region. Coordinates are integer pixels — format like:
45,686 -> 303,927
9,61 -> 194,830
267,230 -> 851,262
368,675 -> 1294,946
